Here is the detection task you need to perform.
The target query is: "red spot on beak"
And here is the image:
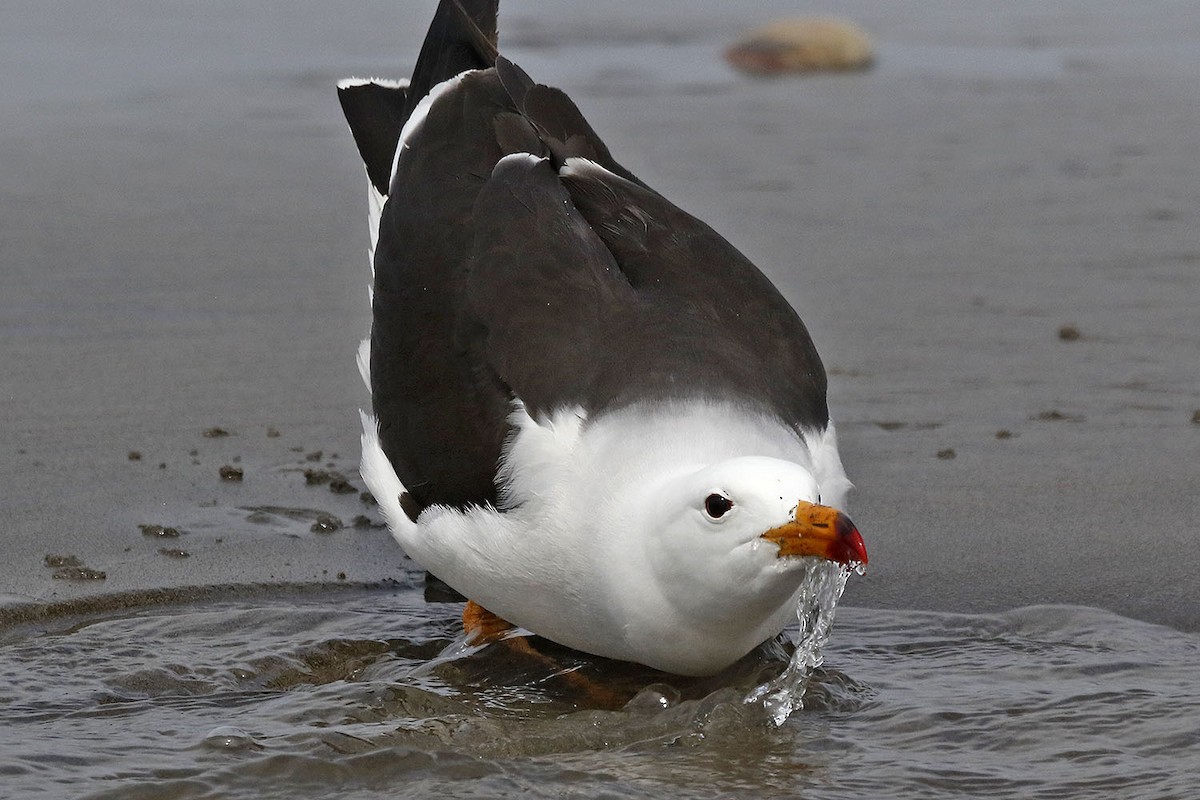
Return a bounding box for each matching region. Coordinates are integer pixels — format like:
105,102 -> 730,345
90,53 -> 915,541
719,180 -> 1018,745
829,513 -> 868,566
760,501 -> 868,568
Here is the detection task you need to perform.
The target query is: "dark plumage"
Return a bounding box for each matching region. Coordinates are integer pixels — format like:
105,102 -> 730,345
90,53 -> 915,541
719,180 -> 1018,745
340,0 -> 827,517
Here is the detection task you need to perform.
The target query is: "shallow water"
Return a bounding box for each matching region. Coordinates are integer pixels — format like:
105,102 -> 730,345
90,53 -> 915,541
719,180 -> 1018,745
2,583 -> 1196,799
4,0 -> 1199,796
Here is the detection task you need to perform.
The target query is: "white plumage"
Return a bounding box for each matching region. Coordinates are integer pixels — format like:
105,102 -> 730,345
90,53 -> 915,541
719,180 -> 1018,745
362,398 -> 851,675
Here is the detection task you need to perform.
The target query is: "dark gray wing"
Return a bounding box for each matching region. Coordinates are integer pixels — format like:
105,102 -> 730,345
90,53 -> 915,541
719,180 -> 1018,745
486,56 -> 828,428
560,162 -> 829,429
494,56 -> 645,187
362,1 -> 508,513
348,0 -> 829,515
401,0 -> 497,128
338,0 -> 496,196
462,154 -> 633,415
458,151 -> 829,431
370,70 -> 516,514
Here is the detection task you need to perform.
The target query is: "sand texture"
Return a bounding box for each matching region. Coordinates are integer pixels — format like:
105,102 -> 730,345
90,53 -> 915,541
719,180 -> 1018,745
3,0 -> 1198,631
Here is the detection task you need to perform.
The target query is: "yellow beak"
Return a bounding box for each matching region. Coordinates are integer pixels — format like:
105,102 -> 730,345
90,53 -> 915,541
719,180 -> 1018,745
760,501 -> 867,566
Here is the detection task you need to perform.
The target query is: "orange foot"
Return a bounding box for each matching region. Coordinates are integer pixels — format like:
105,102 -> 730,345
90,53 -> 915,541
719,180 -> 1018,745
460,600 -> 631,709
462,599 -> 517,645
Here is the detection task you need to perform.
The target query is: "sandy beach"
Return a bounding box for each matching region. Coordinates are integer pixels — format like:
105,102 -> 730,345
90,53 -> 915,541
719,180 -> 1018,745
2,2 -> 1198,795
5,0 -> 1196,628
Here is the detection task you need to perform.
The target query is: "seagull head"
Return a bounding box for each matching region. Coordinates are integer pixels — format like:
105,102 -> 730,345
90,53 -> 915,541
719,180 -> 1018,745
609,455 -> 866,674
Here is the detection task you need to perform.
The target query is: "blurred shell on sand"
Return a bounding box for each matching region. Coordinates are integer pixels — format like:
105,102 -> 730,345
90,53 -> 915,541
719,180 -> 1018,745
725,17 -> 875,75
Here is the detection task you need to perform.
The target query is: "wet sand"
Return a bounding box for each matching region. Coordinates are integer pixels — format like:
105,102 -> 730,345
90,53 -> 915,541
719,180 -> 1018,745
3,0 -> 1198,637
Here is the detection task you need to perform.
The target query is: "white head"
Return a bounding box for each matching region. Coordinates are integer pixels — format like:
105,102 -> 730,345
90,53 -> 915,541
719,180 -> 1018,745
605,455 -> 866,674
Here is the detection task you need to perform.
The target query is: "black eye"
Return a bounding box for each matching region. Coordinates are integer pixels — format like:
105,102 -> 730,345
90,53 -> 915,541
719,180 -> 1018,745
704,493 -> 734,519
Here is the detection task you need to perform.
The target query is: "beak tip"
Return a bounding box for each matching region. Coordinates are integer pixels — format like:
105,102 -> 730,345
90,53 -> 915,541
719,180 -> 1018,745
831,520 -> 868,568
760,502 -> 867,568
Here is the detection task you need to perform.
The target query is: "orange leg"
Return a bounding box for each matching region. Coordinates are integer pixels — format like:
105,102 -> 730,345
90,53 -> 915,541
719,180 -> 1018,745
462,599 -> 517,645
460,600 -> 631,709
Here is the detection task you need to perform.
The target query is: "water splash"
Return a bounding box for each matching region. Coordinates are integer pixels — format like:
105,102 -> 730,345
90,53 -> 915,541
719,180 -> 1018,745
745,560 -> 852,726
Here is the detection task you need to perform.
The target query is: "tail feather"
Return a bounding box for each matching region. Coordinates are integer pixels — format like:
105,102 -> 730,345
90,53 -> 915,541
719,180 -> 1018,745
337,1 -> 498,196
403,0 -> 498,124
337,78 -> 409,196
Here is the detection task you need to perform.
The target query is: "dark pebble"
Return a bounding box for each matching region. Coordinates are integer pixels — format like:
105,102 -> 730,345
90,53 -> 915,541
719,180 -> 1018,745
127,451 -> 142,461
304,450 -> 324,462
337,572 -> 347,581
267,427 -> 281,438
1192,410 -> 1200,424
138,524 -> 181,538
304,468 -> 333,486
158,548 -> 190,559
995,429 -> 1014,439
1033,409 -> 1083,422
44,554 -> 83,568
329,477 -> 357,495
1058,324 -> 1081,341
203,427 -> 231,438
310,513 -> 343,534
360,491 -> 377,506
352,515 -> 373,529
937,448 -> 957,460
219,465 -> 244,481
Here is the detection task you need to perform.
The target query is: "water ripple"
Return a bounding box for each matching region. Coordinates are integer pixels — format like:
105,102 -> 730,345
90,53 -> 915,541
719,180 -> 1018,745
0,586 -> 1196,799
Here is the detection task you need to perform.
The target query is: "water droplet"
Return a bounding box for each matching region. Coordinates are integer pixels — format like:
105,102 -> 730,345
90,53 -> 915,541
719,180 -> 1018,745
624,683 -> 681,712
745,561 -> 852,726
201,726 -> 262,751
